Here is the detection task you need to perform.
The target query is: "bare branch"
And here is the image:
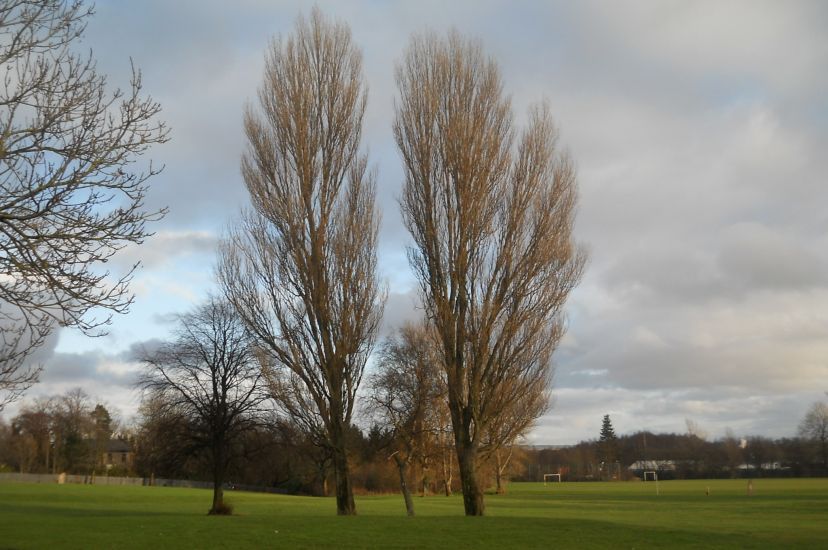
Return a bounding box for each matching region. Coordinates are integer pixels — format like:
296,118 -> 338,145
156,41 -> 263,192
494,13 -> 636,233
0,0 -> 168,405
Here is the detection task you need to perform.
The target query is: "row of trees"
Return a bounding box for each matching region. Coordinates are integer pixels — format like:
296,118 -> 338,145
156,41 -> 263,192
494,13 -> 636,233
209,9 -> 582,516
523,431 -> 828,482
0,3 -> 583,516
133,299 -> 552,515
523,410 -> 828,481
4,393 -> 825,502
0,385 -> 522,499
0,389 -> 118,475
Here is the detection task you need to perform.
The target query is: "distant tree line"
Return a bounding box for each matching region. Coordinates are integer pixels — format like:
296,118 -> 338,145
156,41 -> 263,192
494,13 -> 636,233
0,386 -> 488,496
0,389 -> 121,476
519,413 -> 828,482
3,395 -> 826,499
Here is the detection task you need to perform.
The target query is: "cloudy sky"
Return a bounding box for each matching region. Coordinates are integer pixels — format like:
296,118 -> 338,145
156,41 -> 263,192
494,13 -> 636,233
6,0 -> 828,445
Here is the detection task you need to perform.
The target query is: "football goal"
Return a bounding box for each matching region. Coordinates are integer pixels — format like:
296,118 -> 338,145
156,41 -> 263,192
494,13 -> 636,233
643,471 -> 660,495
543,473 -> 562,485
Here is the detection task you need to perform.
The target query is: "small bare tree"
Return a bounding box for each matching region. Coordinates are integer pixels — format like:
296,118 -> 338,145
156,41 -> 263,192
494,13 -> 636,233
139,298 -> 265,515
367,322 -> 443,516
219,9 -> 383,516
482,375 -> 548,494
0,0 -> 168,408
394,31 -> 586,515
799,401 -> 828,472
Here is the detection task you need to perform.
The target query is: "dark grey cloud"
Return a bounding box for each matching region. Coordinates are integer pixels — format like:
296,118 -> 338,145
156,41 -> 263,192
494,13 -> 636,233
112,230 -> 218,272
38,337 -> 166,388
1,336 -> 168,421
150,312 -> 180,326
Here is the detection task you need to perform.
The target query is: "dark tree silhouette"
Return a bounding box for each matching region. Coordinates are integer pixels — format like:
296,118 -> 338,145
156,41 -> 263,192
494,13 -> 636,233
599,414 -> 618,466
139,298 -> 265,515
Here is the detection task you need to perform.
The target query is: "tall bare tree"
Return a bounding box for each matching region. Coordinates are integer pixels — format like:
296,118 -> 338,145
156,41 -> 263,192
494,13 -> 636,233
139,298 -> 265,515
394,31 -> 586,515
367,322 -> 443,516
218,9 -> 383,516
0,0 -> 169,409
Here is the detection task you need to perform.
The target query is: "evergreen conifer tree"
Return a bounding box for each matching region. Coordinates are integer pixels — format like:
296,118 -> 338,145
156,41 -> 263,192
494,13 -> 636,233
599,414 -> 618,465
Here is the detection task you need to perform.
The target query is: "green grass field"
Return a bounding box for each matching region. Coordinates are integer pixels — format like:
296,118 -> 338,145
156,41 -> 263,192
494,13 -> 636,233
1,479 -> 826,548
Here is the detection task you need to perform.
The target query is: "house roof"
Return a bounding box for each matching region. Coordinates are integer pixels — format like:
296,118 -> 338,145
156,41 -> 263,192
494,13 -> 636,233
106,439 -> 131,453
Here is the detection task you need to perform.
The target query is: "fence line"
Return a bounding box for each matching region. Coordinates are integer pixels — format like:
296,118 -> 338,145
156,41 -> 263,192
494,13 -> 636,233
0,472 -> 286,493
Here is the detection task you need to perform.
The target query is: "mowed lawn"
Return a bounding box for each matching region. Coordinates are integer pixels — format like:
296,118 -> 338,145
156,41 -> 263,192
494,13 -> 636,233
1,479 -> 826,549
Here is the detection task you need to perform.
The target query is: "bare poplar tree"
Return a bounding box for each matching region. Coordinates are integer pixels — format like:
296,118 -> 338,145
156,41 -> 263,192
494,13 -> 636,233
139,298 -> 265,515
218,9 -> 383,516
367,322 -> 443,516
0,0 -> 168,408
394,31 -> 586,515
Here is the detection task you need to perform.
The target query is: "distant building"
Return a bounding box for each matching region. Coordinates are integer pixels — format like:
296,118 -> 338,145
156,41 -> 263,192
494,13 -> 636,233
102,440 -> 133,470
628,459 -> 676,472
738,462 -> 787,471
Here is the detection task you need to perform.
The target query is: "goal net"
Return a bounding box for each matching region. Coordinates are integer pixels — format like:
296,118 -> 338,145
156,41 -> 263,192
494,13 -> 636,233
543,473 -> 561,485
643,471 -> 658,481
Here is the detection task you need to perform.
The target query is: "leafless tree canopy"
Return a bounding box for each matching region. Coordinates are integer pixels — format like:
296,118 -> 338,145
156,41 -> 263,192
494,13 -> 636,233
482,375 -> 549,457
0,0 -> 168,407
367,322 -> 444,516
394,30 -> 586,515
218,8 -> 384,516
799,401 -> 828,470
139,297 -> 265,515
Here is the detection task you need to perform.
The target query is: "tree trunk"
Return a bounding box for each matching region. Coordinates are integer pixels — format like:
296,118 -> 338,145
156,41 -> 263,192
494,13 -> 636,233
495,449 -> 504,494
315,457 -> 329,496
210,479 -> 225,515
457,443 -> 485,516
333,446 -> 356,515
330,420 -> 356,515
419,455 -> 429,497
442,446 -> 453,496
209,441 -> 227,515
395,455 -> 415,517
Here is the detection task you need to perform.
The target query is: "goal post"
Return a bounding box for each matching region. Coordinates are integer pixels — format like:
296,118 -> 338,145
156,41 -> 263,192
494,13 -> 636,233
543,473 -> 561,485
643,471 -> 660,495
